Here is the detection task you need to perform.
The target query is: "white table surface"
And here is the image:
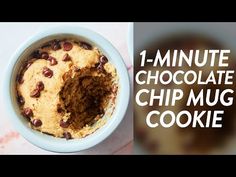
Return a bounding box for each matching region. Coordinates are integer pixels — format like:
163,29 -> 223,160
0,22 -> 133,154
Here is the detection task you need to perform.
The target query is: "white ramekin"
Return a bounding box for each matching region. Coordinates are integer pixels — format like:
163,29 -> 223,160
4,25 -> 130,153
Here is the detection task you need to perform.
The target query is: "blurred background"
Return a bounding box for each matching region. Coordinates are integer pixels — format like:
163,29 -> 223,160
134,23 -> 236,154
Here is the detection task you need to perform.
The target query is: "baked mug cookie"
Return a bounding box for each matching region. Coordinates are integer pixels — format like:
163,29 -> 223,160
16,39 -> 119,140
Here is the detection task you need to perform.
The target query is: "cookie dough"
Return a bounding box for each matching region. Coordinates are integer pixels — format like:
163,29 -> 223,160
16,39 -> 119,139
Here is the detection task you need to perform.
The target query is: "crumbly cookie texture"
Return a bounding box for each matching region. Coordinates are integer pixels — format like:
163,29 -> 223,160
16,39 -> 119,139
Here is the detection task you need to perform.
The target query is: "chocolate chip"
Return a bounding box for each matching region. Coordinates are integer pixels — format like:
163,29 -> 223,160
36,81 -> 44,91
17,95 -> 25,105
31,119 -> 42,127
52,44 -> 60,51
48,56 -> 58,66
57,104 -> 63,113
22,107 -> 33,118
60,119 -> 70,128
80,42 -> 92,50
41,52 -> 49,60
63,132 -> 72,140
32,50 -> 41,59
30,88 -> 40,98
97,63 -> 104,72
51,40 -> 61,51
63,42 -> 73,51
42,67 -> 53,78
62,53 -> 71,61
99,55 -> 108,64
16,74 -> 24,84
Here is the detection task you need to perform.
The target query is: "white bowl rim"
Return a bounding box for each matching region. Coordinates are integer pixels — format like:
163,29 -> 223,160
3,25 -> 130,153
